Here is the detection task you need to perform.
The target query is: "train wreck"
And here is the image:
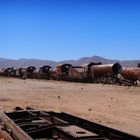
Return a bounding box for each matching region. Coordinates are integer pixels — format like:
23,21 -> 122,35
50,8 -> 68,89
0,107 -> 140,140
0,62 -> 140,86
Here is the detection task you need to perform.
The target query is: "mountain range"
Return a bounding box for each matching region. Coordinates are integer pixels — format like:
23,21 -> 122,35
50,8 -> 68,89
0,56 -> 139,68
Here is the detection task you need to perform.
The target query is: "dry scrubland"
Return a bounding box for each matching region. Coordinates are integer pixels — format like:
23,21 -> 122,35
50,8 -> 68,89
0,77 -> 140,136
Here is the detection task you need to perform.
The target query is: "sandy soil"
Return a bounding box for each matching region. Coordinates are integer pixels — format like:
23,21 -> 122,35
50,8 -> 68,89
0,77 -> 140,137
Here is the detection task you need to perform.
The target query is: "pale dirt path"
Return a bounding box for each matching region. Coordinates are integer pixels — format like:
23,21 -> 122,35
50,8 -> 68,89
0,77 -> 140,136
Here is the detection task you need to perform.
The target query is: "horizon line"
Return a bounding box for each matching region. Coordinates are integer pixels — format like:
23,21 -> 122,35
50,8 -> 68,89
0,55 -> 140,62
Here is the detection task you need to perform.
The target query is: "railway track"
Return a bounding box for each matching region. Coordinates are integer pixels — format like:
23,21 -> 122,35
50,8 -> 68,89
0,107 -> 139,140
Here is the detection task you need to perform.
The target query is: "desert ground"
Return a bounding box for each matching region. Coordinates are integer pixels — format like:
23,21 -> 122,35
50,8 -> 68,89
0,77 -> 140,137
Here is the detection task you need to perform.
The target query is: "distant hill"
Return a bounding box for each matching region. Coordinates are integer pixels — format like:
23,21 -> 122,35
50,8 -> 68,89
0,58 -> 57,68
0,56 -> 139,68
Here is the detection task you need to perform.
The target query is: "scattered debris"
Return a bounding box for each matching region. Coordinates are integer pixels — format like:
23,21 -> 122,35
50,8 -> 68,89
88,108 -> 92,111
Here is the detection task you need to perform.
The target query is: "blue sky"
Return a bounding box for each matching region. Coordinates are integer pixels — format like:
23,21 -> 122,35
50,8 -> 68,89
0,0 -> 140,61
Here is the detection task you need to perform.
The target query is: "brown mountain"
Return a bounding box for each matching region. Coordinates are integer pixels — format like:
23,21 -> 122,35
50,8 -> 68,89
0,56 -> 139,68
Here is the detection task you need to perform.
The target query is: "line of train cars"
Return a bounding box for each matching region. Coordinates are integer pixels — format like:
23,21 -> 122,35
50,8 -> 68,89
0,62 -> 140,86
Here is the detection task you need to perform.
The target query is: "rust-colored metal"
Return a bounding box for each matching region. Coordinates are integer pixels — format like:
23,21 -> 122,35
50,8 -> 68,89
0,112 -> 33,140
8,68 -> 16,77
26,66 -> 36,78
90,63 -> 122,77
64,62 -> 102,81
0,108 -> 101,140
0,68 -> 5,76
121,67 -> 140,82
81,62 -> 102,79
51,64 -> 72,80
15,68 -> 27,79
0,62 -> 140,86
0,130 -> 13,140
56,125 -> 98,139
0,68 -> 6,76
0,67 -> 14,77
0,107 -> 139,140
15,68 -> 21,77
68,66 -> 83,81
36,65 -> 52,79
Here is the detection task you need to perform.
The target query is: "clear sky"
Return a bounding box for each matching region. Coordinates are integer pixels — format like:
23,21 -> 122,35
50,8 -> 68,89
0,0 -> 140,61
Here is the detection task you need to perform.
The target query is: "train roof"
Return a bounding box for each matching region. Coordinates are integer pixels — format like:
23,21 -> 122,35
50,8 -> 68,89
40,65 -> 52,68
81,62 -> 102,67
57,64 -> 72,67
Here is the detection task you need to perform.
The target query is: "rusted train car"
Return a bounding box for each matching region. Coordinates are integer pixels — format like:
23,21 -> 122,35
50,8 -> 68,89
0,67 -> 16,77
0,63 -> 140,86
35,65 -> 52,79
0,68 -> 9,76
65,62 -> 122,84
68,66 -> 83,81
89,63 -> 122,84
51,64 -> 72,80
8,68 -> 16,77
121,67 -> 140,85
53,63 -> 140,86
0,65 -> 52,80
26,66 -> 36,78
50,62 -> 122,84
50,63 -> 98,81
15,68 -> 27,79
68,62 -> 102,82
